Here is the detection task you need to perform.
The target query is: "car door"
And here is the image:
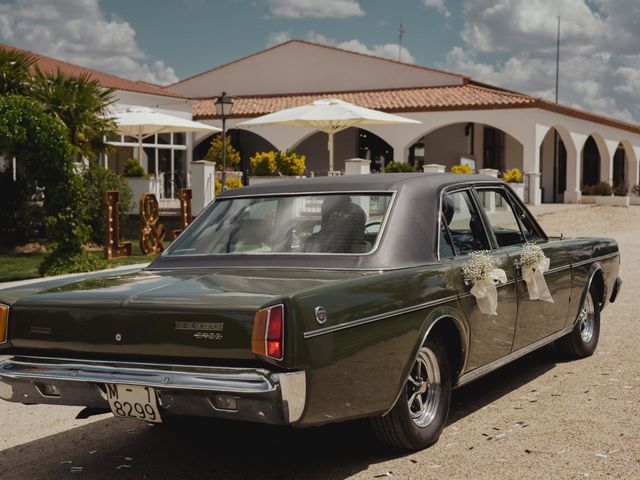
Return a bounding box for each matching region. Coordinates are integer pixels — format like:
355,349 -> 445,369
473,186 -> 571,351
439,187 -> 518,371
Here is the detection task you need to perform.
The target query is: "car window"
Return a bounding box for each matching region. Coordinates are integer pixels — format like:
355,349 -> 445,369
476,188 -> 525,247
440,190 -> 489,256
165,193 -> 393,255
511,198 -> 544,242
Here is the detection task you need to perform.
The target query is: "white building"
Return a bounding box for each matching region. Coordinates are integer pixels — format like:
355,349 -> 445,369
5,40 -> 640,206
168,40 -> 640,205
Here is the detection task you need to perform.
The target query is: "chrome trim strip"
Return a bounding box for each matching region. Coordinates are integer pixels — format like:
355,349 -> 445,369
162,191 -> 397,259
545,265 -> 571,275
572,252 -> 619,268
303,295 -> 459,339
455,326 -> 573,387
0,357 -> 278,393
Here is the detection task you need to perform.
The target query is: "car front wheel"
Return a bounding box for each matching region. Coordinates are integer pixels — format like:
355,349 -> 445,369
371,339 -> 452,450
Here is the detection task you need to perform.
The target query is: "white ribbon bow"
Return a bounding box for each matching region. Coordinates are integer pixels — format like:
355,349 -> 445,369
470,268 -> 507,316
522,257 -> 554,303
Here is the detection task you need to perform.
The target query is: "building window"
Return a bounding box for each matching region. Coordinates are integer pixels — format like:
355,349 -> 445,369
613,147 -> 626,186
483,127 -> 505,171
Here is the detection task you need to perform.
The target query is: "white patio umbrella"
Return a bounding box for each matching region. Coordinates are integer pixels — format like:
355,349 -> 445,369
113,106 -> 221,180
237,98 -> 421,172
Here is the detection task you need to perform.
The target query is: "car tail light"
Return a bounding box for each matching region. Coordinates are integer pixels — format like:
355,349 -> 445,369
0,304 -> 8,344
252,304 -> 284,360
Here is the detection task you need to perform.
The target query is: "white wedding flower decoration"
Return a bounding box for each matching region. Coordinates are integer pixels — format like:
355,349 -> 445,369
462,251 -> 507,316
519,242 -> 553,303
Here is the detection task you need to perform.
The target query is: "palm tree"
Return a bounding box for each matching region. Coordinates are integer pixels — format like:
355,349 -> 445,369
31,68 -> 117,159
0,46 -> 36,95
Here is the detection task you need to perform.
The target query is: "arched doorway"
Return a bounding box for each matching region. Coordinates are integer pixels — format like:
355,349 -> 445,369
408,122 -> 523,174
539,127 -> 569,203
613,143 -> 627,188
581,136 -> 602,187
292,127 -> 393,174
194,129 -> 277,178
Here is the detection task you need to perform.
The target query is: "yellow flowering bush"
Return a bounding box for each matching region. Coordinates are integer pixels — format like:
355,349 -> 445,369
451,164 -> 473,174
250,150 -> 305,176
215,176 -> 243,196
250,151 -> 278,175
503,167 -> 523,183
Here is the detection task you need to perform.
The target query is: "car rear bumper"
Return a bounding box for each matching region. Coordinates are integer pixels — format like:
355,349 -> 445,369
0,356 -> 306,425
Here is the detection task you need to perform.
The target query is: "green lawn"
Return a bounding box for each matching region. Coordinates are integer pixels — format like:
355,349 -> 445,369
0,240 -> 157,283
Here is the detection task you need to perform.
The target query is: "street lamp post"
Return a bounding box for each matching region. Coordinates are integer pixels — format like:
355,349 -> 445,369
214,92 -> 233,191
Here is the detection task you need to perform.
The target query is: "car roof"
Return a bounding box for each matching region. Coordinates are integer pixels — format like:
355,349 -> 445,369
218,173 -> 502,197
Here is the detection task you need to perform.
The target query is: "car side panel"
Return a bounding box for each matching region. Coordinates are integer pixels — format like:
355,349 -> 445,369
563,237 -> 620,327
292,263 -> 466,426
512,240 -> 572,351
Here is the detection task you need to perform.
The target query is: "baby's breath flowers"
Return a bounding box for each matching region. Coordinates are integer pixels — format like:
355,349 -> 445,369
462,251 -> 497,281
519,242 -> 554,302
461,251 -> 507,315
520,242 -> 545,268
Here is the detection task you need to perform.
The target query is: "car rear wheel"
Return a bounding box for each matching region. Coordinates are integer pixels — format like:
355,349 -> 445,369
371,339 -> 452,450
556,285 -> 600,358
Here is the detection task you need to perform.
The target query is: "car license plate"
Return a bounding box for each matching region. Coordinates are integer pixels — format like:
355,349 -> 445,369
106,384 -> 162,423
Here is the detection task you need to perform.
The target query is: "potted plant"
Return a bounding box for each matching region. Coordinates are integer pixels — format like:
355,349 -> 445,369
249,150 -> 306,185
581,181 -> 628,207
122,158 -> 161,212
503,168 -> 525,201
451,164 -> 473,174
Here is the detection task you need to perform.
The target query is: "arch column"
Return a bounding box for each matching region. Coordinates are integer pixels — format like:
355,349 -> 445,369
564,132 -> 588,204
390,141 -> 409,164
601,139 -> 619,184
629,145 -> 640,189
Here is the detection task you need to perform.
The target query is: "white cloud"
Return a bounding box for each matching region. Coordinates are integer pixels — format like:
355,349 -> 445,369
421,0 -> 450,17
266,30 -> 416,63
266,30 -> 292,47
265,0 -> 364,19
443,0 -> 640,123
0,0 -> 178,85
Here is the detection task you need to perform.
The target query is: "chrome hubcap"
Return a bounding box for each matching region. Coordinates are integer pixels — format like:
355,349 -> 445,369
578,294 -> 595,343
406,347 -> 441,428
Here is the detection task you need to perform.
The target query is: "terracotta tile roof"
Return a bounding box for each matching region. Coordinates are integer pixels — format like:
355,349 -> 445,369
194,83 -> 640,135
192,84 -> 537,119
1,43 -> 185,99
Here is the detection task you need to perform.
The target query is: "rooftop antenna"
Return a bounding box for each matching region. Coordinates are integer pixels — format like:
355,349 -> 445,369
398,16 -> 405,62
555,16 -> 560,103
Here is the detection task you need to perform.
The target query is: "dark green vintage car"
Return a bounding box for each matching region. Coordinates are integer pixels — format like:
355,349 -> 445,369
0,174 -> 622,450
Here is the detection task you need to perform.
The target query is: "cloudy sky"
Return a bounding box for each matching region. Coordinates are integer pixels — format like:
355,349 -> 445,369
0,0 -> 638,122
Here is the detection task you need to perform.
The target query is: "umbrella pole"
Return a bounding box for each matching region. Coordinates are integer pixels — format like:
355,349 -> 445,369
328,130 -> 334,173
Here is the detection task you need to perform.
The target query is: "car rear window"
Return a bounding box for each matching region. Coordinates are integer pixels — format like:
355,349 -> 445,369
165,193 -> 394,256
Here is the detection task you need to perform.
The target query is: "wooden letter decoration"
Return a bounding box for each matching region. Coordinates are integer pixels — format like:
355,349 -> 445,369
139,193 -> 166,255
172,188 -> 193,239
104,190 -> 132,260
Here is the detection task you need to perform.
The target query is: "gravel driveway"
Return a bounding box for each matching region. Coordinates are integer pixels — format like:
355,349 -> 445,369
0,205 -> 638,479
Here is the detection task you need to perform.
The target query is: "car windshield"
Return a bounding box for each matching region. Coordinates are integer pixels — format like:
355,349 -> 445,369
165,193 -> 394,256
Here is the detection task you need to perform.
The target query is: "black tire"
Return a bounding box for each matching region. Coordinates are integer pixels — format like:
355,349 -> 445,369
556,285 -> 601,358
371,339 -> 452,450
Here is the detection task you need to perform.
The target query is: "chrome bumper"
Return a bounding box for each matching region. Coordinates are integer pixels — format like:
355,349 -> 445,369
0,356 -> 306,425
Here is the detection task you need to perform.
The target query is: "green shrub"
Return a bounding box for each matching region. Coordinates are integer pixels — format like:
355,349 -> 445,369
582,181 -> 612,196
451,164 -> 473,174
503,168 -> 523,183
122,158 -> 146,177
613,183 -> 628,197
38,251 -> 110,277
250,150 -> 306,176
83,162 -> 134,244
384,161 -> 416,173
205,135 -> 241,169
